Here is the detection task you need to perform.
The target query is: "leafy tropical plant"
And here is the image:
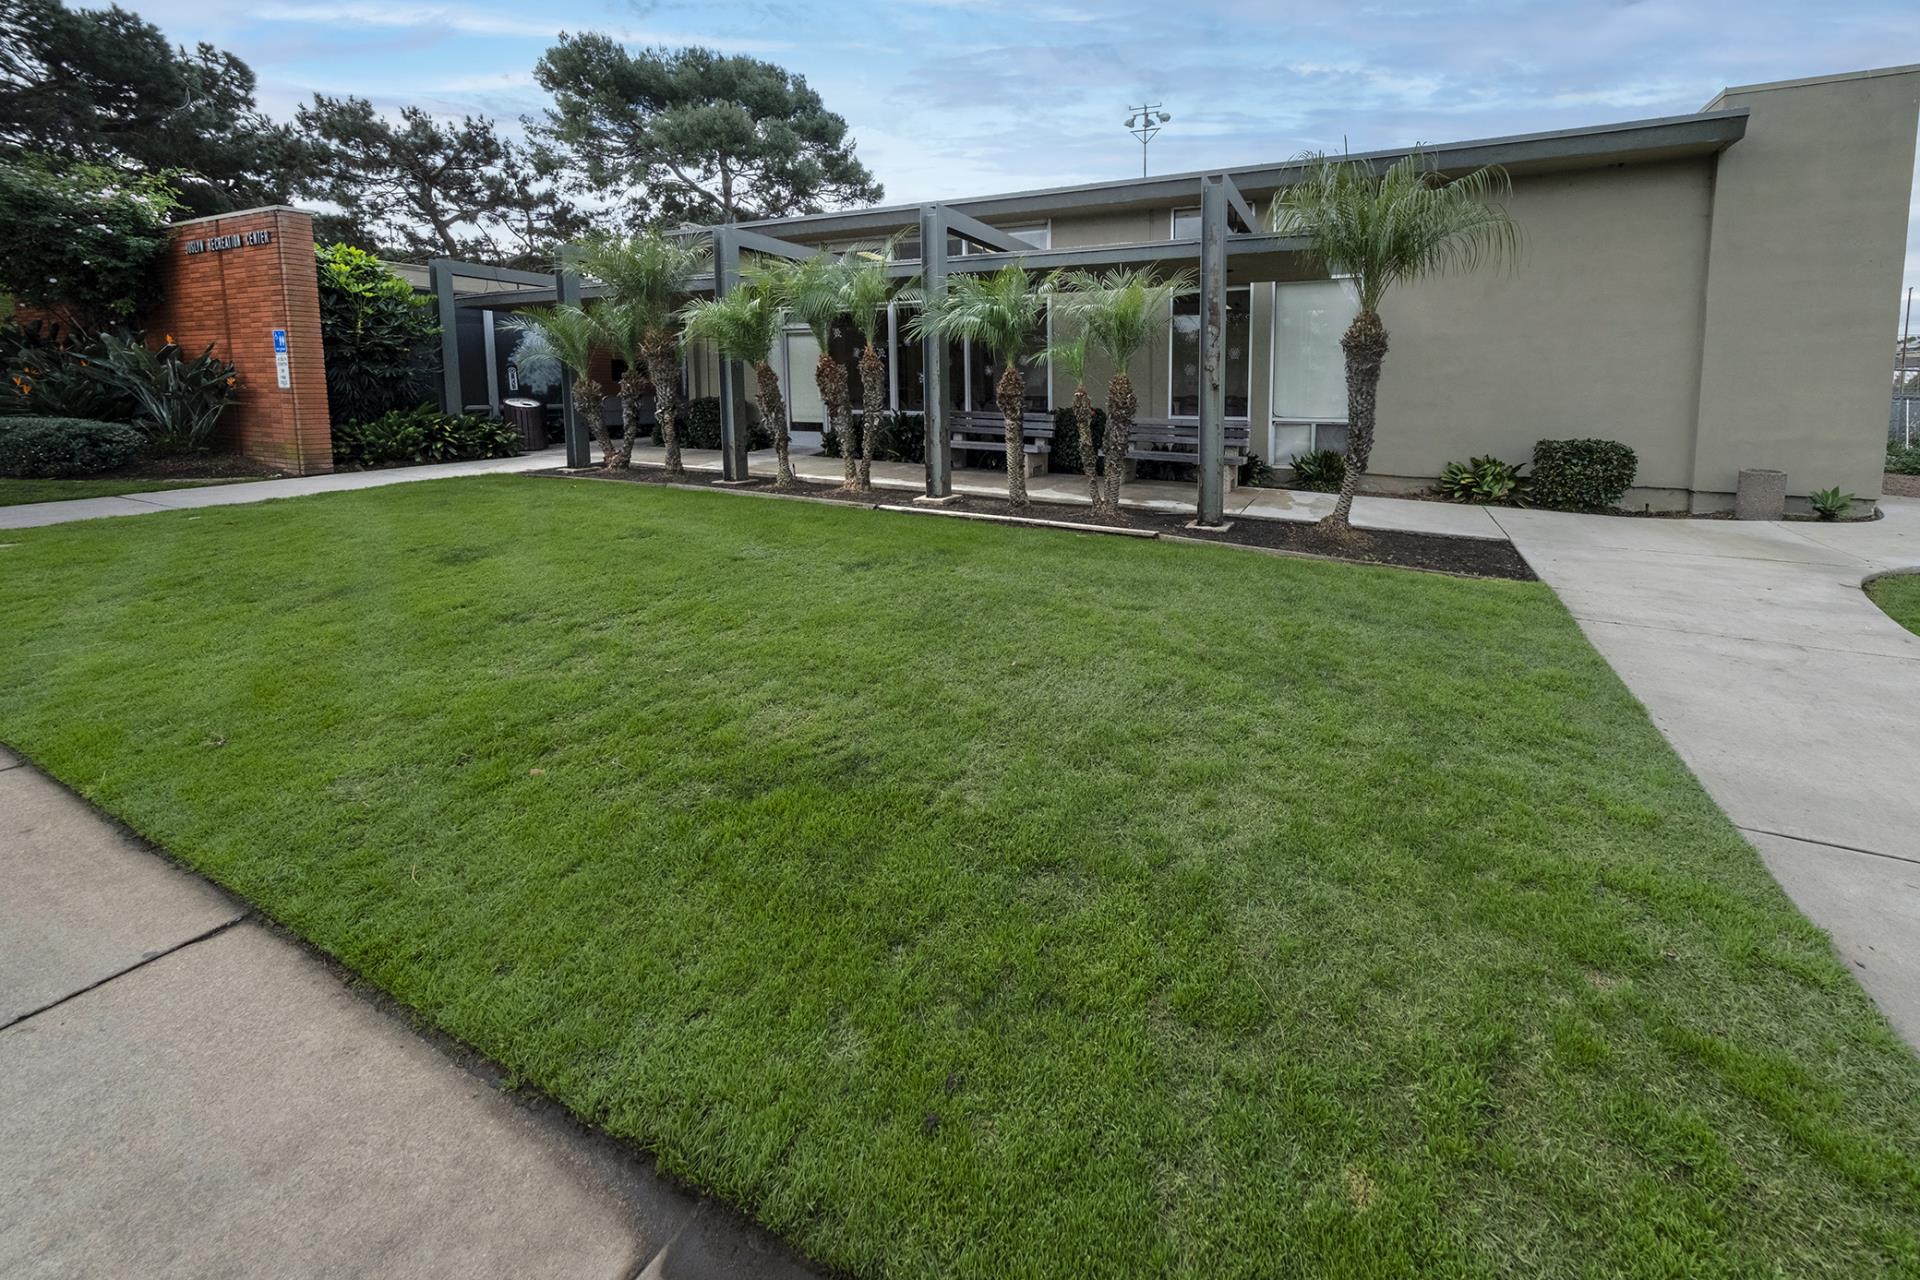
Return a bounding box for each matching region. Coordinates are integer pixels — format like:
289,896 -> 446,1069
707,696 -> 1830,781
331,404 -> 521,469
1886,441 -> 1920,477
681,264 -> 795,488
592,299 -> 651,469
78,331 -> 238,454
574,231 -> 709,478
1437,454 -> 1530,504
842,239 -> 906,493
774,252 -> 858,489
909,262 -> 1049,507
510,305 -> 604,464
1040,306 -> 1098,504
315,244 -> 439,427
1289,447 -> 1346,493
1049,267 -> 1195,516
1271,151 -> 1519,530
0,321 -> 134,421
1809,486 -> 1854,521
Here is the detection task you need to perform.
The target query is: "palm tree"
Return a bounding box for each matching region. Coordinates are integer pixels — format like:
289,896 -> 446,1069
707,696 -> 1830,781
1039,306 -> 1096,506
777,253 -> 858,489
841,238 -> 905,492
680,265 -> 797,490
593,300 -> 651,469
574,231 -> 711,479
1270,150 -> 1519,530
908,262 -> 1047,508
511,305 -> 605,464
1052,267 -> 1194,517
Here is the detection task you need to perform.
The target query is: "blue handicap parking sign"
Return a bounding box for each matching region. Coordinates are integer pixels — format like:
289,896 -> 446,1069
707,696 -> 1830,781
272,329 -> 288,353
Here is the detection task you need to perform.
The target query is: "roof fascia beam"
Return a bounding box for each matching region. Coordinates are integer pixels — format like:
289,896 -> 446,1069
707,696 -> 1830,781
939,205 -> 1031,254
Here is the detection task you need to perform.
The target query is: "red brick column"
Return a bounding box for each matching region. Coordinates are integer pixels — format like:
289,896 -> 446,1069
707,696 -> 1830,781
148,207 -> 332,475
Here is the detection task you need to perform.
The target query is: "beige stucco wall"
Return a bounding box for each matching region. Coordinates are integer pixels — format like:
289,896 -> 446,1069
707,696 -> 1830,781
1365,159 -> 1716,504
1689,67 -> 1920,508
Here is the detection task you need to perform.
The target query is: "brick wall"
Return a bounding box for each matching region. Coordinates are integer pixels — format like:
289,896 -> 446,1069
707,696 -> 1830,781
147,206 -> 332,475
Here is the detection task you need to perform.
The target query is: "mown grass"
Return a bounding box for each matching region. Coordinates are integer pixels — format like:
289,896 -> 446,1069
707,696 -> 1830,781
1868,573 -> 1920,636
3,476 -> 1918,1278
0,476 -> 241,506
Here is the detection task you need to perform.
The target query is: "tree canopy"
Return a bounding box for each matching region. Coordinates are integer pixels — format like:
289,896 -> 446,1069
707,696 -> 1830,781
0,0 -> 310,214
532,40 -> 882,227
0,155 -> 179,324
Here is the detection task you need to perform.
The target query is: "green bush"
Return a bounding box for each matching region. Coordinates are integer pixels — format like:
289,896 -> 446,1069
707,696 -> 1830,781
0,321 -> 135,421
1530,438 -> 1637,511
1886,441 -> 1920,476
79,331 -> 238,454
1240,452 -> 1274,487
0,416 -> 144,477
676,397 -> 775,451
317,244 -> 439,427
1437,454 -> 1530,505
813,408 -> 925,463
1049,406 -> 1106,475
1289,448 -> 1345,493
0,156 -> 178,323
332,405 -> 522,469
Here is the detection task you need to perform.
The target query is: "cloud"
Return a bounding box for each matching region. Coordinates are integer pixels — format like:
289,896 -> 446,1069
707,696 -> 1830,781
259,2 -> 795,50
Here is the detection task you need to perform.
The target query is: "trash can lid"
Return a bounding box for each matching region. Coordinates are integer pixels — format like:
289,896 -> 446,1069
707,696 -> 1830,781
503,397 -> 540,407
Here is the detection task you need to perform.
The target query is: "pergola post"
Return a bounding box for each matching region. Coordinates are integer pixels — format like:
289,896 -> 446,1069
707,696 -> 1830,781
1195,177 -> 1229,526
555,260 -> 591,469
919,205 -> 953,499
429,258 -> 461,416
712,226 -> 751,481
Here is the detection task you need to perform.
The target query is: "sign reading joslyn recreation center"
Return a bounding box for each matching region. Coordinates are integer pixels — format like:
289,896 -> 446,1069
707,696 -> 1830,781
183,229 -> 273,255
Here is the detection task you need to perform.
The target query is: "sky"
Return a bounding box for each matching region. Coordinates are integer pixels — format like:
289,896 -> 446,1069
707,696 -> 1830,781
121,0 -> 1920,335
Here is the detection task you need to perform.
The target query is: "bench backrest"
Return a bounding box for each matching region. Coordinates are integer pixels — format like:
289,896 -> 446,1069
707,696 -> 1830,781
951,410 -> 1055,439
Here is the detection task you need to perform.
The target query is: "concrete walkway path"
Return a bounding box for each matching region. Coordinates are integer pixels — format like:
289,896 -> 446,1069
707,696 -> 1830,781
0,747 -> 816,1279
0,447 -> 569,530
1487,500 -> 1920,1045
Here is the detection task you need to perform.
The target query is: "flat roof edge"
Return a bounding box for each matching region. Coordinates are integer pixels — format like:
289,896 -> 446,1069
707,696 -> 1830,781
1709,63 -> 1920,105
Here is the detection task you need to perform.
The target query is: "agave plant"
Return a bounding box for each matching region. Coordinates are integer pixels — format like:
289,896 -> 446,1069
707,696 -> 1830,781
1039,304 -> 1097,505
1271,150 -> 1519,530
681,263 -> 796,489
574,231 -> 710,478
1437,454 -> 1530,505
841,237 -> 906,492
1050,267 -> 1193,517
509,305 -> 604,463
776,253 -> 858,489
908,262 -> 1047,508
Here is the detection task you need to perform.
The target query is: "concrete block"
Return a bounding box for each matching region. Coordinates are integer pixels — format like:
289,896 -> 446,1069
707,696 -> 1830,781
1736,467 -> 1787,520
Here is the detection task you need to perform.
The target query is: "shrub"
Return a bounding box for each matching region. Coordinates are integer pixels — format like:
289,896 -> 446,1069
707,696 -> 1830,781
677,397 -> 775,451
332,405 -> 522,469
1530,438 -> 1637,511
1437,454 -> 1530,504
1240,452 -> 1274,487
1049,405 -> 1107,475
1808,486 -> 1854,521
0,416 -> 144,477
0,156 -> 178,324
817,409 -> 922,463
1886,441 -> 1920,476
1289,448 -> 1345,493
0,321 -> 135,421
316,244 -> 439,427
79,331 -> 238,454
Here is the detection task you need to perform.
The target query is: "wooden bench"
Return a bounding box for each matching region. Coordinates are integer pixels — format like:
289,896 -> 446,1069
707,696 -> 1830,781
950,410 -> 1054,478
1117,417 -> 1251,489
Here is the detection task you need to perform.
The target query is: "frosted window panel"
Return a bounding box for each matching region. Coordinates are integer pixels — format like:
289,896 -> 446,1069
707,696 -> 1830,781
785,332 -> 824,425
1273,281 -> 1360,421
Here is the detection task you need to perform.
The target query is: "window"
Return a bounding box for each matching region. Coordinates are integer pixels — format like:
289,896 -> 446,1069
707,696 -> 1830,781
1168,287 -> 1251,418
1269,279 -> 1360,461
1171,207 -> 1201,240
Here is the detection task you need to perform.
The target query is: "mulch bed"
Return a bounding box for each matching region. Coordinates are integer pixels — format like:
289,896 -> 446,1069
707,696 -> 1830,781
537,465 -> 1537,582
114,453 -> 287,481
1884,471 -> 1920,499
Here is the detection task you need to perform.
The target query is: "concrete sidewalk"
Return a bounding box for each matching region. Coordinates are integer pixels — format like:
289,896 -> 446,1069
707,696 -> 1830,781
0,747 -> 816,1279
1488,500 -> 1920,1045
0,447 -> 569,530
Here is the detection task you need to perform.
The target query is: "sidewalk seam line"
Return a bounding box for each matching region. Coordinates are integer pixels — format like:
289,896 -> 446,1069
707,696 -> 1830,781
0,914 -> 249,1032
1739,825 -> 1920,868
1570,613 -> 1920,661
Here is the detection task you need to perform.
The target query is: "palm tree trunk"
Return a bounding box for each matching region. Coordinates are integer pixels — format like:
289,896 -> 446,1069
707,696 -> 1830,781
856,344 -> 885,492
642,331 -> 683,478
1100,370 -> 1136,516
815,353 -> 855,489
1330,309 -> 1388,530
756,360 -> 795,490
1070,382 -> 1095,506
997,363 -> 1028,508
576,375 -> 606,465
612,366 -> 644,468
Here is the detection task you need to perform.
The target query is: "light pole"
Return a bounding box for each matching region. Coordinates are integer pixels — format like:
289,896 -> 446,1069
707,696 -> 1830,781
1125,104 -> 1171,177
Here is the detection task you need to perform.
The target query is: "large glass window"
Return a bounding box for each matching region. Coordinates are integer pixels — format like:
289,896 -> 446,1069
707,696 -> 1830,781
1169,287 -> 1251,418
1269,280 -> 1360,460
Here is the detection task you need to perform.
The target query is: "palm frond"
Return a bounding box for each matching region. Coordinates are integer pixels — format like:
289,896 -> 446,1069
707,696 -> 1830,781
770,253 -> 848,348
906,261 -> 1045,370
841,233 -> 907,349
1268,150 -> 1520,313
593,299 -> 650,365
572,230 -> 712,331
508,304 -> 600,379
680,279 -> 783,366
1049,267 -> 1195,369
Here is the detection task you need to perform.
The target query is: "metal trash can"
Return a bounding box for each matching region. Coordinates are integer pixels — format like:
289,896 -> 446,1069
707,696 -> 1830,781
504,398 -> 545,451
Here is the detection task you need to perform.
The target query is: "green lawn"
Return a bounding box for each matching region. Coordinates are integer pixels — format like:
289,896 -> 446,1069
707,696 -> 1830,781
0,475 -> 242,506
4,476 -> 1918,1278
1868,573 -> 1920,636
